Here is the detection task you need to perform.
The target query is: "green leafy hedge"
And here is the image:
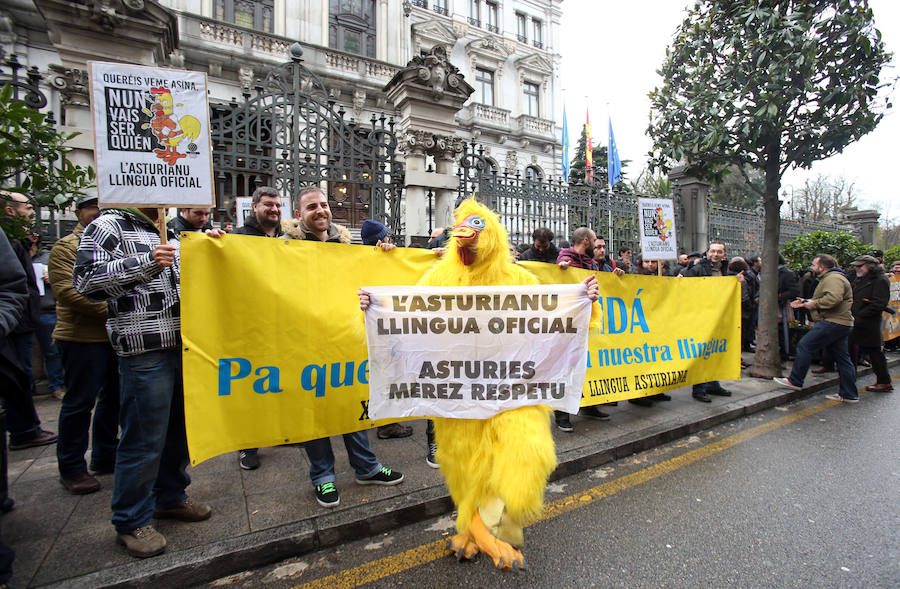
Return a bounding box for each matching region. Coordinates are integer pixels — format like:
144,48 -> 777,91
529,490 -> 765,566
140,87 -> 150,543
781,230 -> 869,272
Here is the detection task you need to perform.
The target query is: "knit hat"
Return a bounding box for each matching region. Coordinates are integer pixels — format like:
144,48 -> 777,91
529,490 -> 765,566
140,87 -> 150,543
360,219 -> 388,245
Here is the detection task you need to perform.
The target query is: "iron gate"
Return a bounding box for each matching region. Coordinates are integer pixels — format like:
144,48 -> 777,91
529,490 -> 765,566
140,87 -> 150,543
210,43 -> 402,234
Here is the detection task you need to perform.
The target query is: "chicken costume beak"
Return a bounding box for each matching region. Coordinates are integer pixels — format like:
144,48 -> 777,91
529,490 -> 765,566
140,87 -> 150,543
451,224 -> 479,266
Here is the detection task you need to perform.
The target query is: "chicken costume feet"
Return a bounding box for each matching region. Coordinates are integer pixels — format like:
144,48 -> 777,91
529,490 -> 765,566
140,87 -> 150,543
468,508 -> 526,572
447,528 -> 479,561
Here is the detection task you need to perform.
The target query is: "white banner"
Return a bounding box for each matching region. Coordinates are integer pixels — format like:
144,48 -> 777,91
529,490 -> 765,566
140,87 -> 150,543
363,284 -> 593,420
637,197 -> 678,260
89,61 -> 214,208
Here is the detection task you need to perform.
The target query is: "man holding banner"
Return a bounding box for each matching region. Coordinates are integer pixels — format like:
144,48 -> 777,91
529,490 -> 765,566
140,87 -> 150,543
286,186 -> 403,507
74,208 -> 211,558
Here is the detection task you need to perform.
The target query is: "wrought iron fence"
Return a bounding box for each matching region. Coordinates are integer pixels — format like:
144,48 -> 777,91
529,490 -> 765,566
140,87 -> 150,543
709,200 -> 852,257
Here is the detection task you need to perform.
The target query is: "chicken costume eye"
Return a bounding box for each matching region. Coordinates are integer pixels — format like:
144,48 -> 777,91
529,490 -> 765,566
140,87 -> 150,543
469,216 -> 485,229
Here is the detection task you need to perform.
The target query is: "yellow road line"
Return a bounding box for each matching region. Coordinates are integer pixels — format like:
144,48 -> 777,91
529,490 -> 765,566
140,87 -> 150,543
296,378 -> 888,589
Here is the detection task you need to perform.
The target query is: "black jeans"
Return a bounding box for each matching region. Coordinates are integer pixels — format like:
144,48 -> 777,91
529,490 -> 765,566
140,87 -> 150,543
855,345 -> 890,385
56,341 -> 120,476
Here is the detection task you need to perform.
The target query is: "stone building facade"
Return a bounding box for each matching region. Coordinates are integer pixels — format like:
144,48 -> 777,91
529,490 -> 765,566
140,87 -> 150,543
2,0 -> 564,239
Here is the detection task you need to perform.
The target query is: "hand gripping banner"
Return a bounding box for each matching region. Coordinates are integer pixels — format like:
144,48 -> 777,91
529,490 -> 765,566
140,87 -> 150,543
363,284 -> 594,420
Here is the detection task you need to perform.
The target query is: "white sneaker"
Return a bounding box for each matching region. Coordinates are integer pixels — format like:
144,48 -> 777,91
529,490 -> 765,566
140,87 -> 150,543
773,377 -> 802,390
825,393 -> 859,404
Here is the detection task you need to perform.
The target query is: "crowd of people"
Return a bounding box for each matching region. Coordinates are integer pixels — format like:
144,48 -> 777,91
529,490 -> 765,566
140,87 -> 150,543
0,189 -> 897,572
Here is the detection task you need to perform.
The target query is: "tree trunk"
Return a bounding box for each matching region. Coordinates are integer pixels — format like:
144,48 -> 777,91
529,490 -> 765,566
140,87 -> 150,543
749,144 -> 784,378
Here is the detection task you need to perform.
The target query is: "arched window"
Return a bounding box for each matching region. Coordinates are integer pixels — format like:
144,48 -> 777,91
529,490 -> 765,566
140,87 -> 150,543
329,0 -> 377,58
525,165 -> 543,182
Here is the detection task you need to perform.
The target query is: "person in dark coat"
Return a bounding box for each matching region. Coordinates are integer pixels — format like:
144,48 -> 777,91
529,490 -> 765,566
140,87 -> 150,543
729,257 -> 755,356
234,186 -> 285,238
167,207 -> 213,234
848,255 -> 892,391
2,192 -> 57,449
517,227 -> 559,264
0,228 -> 29,586
776,255 -> 801,361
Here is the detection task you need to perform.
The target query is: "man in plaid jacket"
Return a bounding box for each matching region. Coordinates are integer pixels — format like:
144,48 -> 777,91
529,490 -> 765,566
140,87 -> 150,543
74,207 -> 210,558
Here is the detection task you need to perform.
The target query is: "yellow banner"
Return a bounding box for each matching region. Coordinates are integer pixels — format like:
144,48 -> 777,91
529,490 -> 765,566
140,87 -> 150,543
884,274 -> 900,342
181,234 -> 740,465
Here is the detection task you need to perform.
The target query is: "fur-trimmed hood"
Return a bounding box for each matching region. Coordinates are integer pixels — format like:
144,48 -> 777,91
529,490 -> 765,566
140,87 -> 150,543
282,217 -> 352,243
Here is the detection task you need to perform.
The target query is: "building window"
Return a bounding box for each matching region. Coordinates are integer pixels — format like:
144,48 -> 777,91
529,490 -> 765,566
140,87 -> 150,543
523,81 -> 539,117
468,0 -> 481,27
215,0 -> 274,33
516,13 -> 527,42
532,18 -> 543,48
485,1 -> 499,33
412,0 -> 427,8
525,165 -> 543,182
433,0 -> 448,15
475,68 -> 494,105
329,0 -> 376,58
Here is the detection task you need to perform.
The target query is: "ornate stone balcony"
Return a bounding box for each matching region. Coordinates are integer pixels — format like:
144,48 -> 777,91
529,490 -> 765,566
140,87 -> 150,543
459,103 -> 511,129
513,114 -> 555,141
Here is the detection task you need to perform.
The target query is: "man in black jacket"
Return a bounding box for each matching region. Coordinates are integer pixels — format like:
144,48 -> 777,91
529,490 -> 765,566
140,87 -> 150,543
849,255 -> 892,391
683,242 -> 741,402
517,227 -> 559,264
1,192 -> 57,449
235,186 -> 285,238
167,207 -> 212,234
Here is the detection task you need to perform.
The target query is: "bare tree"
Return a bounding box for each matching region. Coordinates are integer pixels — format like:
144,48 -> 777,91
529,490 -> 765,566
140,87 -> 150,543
788,174 -> 858,221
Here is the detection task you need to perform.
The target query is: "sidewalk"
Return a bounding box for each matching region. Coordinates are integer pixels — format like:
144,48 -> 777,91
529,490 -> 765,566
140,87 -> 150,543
7,353 -> 897,588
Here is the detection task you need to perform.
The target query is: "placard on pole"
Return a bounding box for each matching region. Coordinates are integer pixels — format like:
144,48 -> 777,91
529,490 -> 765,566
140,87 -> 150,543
88,61 -> 215,242
637,197 -> 678,275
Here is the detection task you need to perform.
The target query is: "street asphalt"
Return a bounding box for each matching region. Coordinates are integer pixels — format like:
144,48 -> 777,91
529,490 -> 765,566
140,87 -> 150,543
5,352 -> 897,588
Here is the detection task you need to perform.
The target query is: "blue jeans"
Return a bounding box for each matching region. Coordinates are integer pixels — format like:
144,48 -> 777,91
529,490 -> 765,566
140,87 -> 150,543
5,333 -> 42,444
56,341 -> 120,476
693,381 -> 724,394
36,312 -> 65,391
112,350 -> 190,534
789,320 -> 857,399
303,431 -> 381,486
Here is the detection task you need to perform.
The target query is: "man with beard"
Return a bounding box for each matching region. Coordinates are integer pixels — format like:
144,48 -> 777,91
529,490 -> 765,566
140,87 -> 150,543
283,186 -> 403,508
683,242 -> 742,402
235,186 -> 284,238
848,255 -> 892,392
168,207 -> 213,234
593,236 -> 625,276
517,227 -> 559,264
232,185 -> 284,470
554,227 -> 608,429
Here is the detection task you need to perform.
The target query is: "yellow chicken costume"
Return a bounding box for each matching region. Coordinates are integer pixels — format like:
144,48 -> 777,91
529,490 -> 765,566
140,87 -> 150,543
419,198 -> 557,572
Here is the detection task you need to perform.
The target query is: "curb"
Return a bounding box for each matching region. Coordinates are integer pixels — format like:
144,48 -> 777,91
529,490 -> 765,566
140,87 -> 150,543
50,360 -> 896,588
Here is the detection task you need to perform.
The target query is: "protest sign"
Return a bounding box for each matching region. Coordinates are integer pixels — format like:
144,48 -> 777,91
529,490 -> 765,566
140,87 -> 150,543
180,235 -> 740,465
88,62 -> 214,208
637,197 -> 678,261
363,284 -> 593,420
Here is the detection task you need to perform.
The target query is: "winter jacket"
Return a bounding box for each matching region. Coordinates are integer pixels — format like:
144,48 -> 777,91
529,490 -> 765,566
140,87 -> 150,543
556,248 -> 598,271
808,268 -> 853,327
849,269 -> 890,348
234,213 -> 285,238
282,218 -> 352,243
518,243 -> 560,264
168,214 -> 212,234
73,209 -> 181,357
777,265 -> 801,306
683,257 -> 735,278
0,231 -> 27,339
48,223 -> 109,343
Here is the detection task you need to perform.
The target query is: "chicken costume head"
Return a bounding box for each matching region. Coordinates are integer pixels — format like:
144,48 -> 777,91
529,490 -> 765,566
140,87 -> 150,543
419,197 -> 557,572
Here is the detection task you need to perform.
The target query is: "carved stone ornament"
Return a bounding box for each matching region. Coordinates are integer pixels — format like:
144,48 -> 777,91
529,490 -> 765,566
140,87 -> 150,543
49,64 -> 90,108
409,45 -> 462,101
352,89 -> 366,117
505,150 -> 518,174
400,129 -> 436,156
431,133 -> 465,161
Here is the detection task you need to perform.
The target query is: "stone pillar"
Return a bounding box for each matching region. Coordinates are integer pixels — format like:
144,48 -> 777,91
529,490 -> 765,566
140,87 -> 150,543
384,46 -> 474,244
668,166 -> 711,254
843,209 -> 880,245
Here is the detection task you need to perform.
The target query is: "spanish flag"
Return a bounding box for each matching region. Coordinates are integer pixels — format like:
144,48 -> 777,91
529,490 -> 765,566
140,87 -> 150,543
585,109 -> 593,184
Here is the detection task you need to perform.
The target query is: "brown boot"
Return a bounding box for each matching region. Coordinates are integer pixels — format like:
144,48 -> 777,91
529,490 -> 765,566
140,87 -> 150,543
865,383 -> 894,392
153,497 -> 211,522
60,472 -> 101,495
117,525 -> 166,558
